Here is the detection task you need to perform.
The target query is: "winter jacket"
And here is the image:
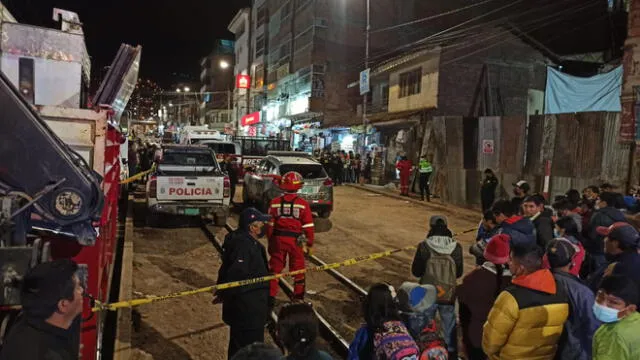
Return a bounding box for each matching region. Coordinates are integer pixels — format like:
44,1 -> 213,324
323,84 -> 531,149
593,312 -> 640,360
499,216 -> 536,247
457,263 -> 512,350
531,210 -> 555,248
482,269 -> 569,360
586,206 -> 626,255
217,230 -> 270,329
542,236 -> 586,277
411,235 -> 464,280
552,270 -> 600,360
0,316 -> 77,360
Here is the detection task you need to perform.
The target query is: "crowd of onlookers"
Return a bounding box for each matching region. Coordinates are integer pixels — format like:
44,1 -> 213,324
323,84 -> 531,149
318,151 -> 371,185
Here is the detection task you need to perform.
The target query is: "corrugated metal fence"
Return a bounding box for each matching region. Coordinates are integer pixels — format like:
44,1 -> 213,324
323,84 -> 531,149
428,112 -> 630,206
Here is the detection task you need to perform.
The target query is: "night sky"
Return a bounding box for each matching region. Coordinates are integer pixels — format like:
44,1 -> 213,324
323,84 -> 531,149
3,0 -> 251,87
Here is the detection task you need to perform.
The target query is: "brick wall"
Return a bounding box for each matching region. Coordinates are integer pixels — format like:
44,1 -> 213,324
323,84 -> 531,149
436,29 -> 548,117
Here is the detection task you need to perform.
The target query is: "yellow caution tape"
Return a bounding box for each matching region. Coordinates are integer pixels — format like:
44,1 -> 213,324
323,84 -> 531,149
91,227 -> 477,312
119,166 -> 155,185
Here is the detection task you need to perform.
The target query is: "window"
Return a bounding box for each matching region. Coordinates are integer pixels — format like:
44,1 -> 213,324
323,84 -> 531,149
381,84 -> 389,106
255,34 -> 265,57
256,5 -> 267,27
161,151 -> 215,166
279,164 -> 327,179
399,68 -> 421,98
18,57 -> 35,104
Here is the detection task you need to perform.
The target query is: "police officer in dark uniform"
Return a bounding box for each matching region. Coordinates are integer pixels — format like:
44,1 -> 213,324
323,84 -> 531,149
214,207 -> 271,358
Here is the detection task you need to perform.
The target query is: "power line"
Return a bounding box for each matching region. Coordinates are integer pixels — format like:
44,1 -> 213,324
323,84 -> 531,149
345,0 -> 600,72
370,0 -> 498,34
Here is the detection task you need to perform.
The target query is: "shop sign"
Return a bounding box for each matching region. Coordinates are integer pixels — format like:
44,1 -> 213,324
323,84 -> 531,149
236,74 -> 251,89
248,126 -> 257,137
241,111 -> 261,127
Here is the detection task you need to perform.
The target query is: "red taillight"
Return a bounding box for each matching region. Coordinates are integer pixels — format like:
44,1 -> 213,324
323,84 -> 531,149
149,176 -> 157,197
323,178 -> 333,186
223,176 -> 230,198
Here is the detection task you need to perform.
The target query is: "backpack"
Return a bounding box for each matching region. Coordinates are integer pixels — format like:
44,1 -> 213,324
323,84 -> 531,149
373,321 -> 420,360
415,320 -> 448,360
421,247 -> 457,303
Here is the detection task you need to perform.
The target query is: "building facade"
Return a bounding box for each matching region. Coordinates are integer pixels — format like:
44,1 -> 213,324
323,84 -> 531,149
199,39 -> 235,129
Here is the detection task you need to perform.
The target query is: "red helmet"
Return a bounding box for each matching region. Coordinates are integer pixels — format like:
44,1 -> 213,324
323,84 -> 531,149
280,171 -> 304,192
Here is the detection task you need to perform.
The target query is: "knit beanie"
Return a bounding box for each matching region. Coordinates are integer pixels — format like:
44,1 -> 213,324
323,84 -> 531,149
484,234 -> 510,265
398,282 -> 437,313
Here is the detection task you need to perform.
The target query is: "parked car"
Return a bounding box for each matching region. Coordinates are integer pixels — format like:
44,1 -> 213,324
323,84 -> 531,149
145,144 -> 230,226
243,151 -> 333,218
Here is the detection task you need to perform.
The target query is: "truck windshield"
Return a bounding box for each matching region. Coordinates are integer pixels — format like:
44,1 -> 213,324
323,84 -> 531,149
204,143 -> 237,154
162,152 -> 216,166
280,164 -> 327,179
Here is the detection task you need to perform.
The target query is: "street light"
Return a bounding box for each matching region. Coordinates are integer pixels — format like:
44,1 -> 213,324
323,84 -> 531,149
184,87 -> 191,92
220,60 -> 230,69
176,88 -> 181,93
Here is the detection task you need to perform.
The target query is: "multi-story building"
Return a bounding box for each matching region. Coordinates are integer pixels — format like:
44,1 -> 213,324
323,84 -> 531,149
199,39 -> 235,129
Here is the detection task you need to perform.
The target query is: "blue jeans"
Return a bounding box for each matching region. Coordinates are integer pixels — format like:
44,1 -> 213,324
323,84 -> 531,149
425,304 -> 457,353
406,309 -> 434,338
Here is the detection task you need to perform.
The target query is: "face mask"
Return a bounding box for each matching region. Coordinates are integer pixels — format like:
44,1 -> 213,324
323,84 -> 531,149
594,204 -> 601,210
593,302 -> 620,323
258,225 -> 266,238
553,229 -> 561,238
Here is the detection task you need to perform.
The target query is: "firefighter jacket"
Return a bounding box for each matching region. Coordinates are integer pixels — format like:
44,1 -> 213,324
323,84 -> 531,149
266,193 -> 315,246
482,269 -> 569,360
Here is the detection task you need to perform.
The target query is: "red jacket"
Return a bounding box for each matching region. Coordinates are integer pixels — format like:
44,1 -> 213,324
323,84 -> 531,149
396,160 -> 412,176
266,193 -> 315,246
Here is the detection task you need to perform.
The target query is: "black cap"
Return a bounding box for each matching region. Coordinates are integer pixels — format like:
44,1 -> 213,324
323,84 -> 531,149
241,207 -> 271,228
546,238 -> 577,268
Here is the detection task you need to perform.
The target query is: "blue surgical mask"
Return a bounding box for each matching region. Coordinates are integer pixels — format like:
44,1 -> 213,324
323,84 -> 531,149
593,302 -> 620,323
553,229 -> 561,238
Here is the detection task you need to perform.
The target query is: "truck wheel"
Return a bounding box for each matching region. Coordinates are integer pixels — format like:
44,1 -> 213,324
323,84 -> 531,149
319,211 -> 331,219
215,215 -> 227,227
146,212 -> 160,227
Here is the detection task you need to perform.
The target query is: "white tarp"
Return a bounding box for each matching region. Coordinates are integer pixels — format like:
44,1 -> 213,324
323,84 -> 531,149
544,66 -> 622,114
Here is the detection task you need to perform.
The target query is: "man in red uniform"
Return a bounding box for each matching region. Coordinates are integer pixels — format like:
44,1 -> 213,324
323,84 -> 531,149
266,171 -> 315,302
396,155 -> 413,196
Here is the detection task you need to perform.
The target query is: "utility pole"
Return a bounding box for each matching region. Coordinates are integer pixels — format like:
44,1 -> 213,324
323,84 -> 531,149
246,5 -> 253,116
361,0 -> 370,154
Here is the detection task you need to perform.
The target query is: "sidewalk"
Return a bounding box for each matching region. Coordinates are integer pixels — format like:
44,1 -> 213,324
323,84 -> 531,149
345,183 -> 481,222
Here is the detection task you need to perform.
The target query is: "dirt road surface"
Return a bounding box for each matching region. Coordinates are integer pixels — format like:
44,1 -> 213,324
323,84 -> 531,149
129,185 -> 482,358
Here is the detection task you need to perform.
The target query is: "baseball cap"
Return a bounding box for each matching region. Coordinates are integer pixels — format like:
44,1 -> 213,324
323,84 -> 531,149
429,215 -> 448,227
546,238 -> 577,268
241,207 -> 271,226
596,222 -> 640,247
513,180 -> 530,192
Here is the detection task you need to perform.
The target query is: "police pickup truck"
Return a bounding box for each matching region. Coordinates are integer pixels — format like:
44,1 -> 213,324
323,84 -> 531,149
146,144 -> 230,226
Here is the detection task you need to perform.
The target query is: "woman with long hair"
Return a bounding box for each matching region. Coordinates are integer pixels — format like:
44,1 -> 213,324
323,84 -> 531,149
277,302 -> 332,360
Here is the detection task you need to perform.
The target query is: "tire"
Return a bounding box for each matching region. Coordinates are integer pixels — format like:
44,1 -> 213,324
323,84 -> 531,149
319,211 -> 331,219
146,211 -> 160,227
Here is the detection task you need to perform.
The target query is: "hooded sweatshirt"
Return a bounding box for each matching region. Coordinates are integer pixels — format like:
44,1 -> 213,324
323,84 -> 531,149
500,216 -> 536,248
482,269 -> 569,360
411,235 -> 464,282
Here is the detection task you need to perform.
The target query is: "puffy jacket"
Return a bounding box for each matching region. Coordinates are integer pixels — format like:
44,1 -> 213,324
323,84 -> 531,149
482,269 -> 569,360
552,271 -> 600,360
531,210 -> 555,248
586,207 -> 626,255
500,216 -> 536,247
